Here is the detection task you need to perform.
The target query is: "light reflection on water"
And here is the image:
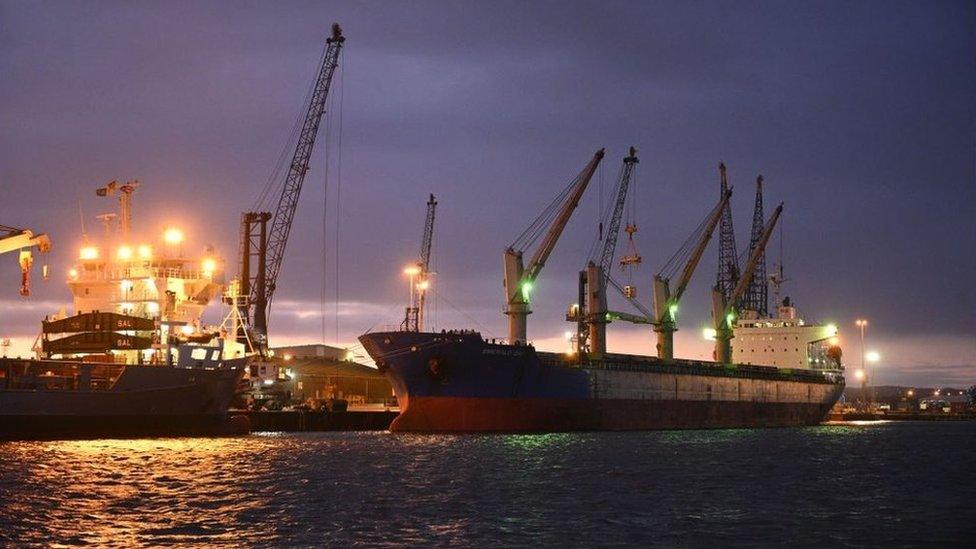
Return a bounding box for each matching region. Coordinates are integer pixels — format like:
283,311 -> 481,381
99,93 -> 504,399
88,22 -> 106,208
1,422 -> 973,546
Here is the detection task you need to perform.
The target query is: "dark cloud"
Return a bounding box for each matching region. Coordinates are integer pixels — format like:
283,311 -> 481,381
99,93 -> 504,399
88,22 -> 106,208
0,1 -> 973,384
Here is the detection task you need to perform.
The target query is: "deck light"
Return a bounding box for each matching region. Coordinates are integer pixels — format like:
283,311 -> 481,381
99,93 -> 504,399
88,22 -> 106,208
164,227 -> 184,244
79,246 -> 99,260
117,246 -> 133,260
202,258 -> 217,274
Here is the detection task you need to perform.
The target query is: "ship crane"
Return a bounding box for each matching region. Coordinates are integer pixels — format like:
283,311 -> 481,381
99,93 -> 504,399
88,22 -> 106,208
712,202 -> 783,363
402,194 -> 437,332
239,23 -> 345,352
504,149 -> 605,344
651,187 -> 733,359
0,225 -> 51,297
571,147 -> 649,358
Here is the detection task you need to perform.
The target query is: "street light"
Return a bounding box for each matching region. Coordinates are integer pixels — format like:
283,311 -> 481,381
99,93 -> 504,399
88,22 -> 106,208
855,319 -> 869,410
403,264 -> 421,330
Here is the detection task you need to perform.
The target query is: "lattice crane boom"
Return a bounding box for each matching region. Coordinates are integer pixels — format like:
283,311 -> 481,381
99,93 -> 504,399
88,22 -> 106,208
713,202 -> 783,363
596,147 -> 639,274
415,194 -> 438,331
744,175 -> 769,316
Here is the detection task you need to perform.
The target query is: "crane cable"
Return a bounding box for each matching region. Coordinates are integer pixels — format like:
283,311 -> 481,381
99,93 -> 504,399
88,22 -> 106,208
657,200 -> 719,280
318,49 -> 346,346
334,48 -> 345,346
509,166 -> 587,252
251,40 -> 330,212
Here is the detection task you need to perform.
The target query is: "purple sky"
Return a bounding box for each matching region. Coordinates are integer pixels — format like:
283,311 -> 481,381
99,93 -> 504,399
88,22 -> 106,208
1,1 -> 973,386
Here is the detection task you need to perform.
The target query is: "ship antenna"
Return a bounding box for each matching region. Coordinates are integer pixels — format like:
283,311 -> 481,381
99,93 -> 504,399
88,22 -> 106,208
78,199 -> 88,242
770,216 -> 789,310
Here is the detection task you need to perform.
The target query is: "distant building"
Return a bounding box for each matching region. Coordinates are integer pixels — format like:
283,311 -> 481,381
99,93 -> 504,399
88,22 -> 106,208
268,344 -> 393,406
272,343 -> 347,362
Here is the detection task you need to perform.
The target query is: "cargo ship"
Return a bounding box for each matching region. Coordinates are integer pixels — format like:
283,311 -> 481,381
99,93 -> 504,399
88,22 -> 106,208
360,149 -> 845,432
0,181 -> 249,439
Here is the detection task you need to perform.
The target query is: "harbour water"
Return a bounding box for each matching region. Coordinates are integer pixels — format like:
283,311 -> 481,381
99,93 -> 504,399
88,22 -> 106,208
1,421 -> 972,546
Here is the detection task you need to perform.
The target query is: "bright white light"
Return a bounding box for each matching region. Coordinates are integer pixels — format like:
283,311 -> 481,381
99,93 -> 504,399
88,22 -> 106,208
854,369 -> 866,381
137,244 -> 152,259
564,331 -> 573,340
164,227 -> 184,244
403,265 -> 421,276
117,246 -> 133,260
866,351 -> 881,363
179,325 -> 194,336
202,258 -> 217,274
79,246 -> 99,260
702,327 -> 717,341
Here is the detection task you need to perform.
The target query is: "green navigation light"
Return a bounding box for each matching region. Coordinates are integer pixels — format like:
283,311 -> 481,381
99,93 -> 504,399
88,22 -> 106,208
520,281 -> 533,301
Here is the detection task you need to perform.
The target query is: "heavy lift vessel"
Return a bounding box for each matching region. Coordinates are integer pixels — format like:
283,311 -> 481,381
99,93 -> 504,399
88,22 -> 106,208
361,149 -> 844,432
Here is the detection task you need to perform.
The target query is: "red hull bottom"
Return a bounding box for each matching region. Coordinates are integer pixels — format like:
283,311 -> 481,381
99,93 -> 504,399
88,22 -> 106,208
390,396 -> 835,433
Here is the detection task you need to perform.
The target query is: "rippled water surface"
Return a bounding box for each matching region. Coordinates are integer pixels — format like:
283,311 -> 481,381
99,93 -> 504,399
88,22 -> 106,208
1,421 -> 973,546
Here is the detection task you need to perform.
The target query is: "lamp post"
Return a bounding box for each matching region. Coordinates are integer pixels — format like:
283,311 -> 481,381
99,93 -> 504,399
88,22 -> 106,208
855,319 -> 868,410
403,265 -> 421,331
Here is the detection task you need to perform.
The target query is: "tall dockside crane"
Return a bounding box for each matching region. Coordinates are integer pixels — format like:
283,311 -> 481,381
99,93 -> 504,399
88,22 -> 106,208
0,226 -> 51,296
651,187 -> 733,359
712,202 -> 783,363
505,149 -> 605,344
578,147 -> 643,358
402,194 -> 437,332
239,24 -> 345,351
743,175 -> 769,316
716,163 -> 740,305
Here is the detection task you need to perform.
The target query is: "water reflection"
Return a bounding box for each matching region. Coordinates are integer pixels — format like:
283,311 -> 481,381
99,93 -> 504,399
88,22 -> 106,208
2,423 -> 972,546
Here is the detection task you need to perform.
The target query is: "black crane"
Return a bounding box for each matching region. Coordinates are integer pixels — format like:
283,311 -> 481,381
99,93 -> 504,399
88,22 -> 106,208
716,163 -> 740,303
240,23 -> 345,351
402,194 -> 437,332
573,147 -> 645,358
744,175 -> 769,316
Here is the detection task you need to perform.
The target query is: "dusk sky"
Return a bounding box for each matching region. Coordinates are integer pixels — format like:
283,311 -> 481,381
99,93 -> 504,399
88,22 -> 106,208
1,1 -> 973,386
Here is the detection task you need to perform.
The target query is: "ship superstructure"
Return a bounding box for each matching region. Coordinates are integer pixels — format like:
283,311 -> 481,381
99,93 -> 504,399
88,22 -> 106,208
38,180 -> 245,363
733,298 -> 841,370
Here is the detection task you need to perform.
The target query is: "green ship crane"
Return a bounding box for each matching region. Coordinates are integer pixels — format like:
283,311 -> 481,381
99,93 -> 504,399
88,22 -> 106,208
652,187 -> 732,360
712,202 -> 783,363
504,149 -> 605,344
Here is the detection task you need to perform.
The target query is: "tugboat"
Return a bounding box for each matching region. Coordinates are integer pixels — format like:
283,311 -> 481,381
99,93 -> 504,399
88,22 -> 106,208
0,181 -> 249,439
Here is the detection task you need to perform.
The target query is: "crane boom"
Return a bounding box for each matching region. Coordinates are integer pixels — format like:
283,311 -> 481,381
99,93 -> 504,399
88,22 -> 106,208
579,147 -> 640,358
249,23 -> 345,340
597,147 -> 638,274
713,202 -> 783,363
420,194 -> 437,272
522,149 -> 605,284
417,194 -> 437,331
504,148 -> 605,343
